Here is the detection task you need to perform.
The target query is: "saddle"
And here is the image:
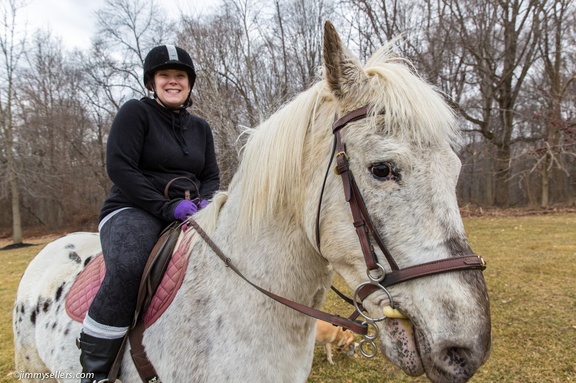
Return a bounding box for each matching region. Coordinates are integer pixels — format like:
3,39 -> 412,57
66,220 -> 192,382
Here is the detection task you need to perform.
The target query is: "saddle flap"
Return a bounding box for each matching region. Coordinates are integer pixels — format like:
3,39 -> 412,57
134,221 -> 183,324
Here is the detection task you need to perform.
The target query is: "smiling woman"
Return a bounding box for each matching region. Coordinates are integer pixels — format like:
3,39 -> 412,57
143,45 -> 196,110
152,69 -> 191,109
62,44 -> 220,382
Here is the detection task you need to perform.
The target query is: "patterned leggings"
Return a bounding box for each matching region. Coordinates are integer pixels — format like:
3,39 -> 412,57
87,208 -> 167,328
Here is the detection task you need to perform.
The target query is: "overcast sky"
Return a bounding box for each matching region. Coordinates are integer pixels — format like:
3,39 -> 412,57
18,0 -> 216,50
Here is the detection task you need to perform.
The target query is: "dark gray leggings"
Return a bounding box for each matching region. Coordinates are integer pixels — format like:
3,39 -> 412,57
88,208 -> 167,327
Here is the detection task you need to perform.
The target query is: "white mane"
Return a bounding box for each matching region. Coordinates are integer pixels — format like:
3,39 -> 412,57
231,83 -> 328,233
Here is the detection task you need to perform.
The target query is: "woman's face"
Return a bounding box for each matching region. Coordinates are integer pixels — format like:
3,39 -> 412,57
153,69 -> 190,109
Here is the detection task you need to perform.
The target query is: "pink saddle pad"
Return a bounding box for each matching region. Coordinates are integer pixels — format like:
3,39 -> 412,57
65,232 -> 193,328
65,254 -> 106,323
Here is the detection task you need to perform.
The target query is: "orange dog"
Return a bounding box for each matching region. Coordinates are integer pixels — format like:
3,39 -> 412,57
315,320 -> 356,364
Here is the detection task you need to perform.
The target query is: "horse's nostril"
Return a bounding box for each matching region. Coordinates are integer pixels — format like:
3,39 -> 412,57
444,347 -> 473,369
435,346 -> 478,380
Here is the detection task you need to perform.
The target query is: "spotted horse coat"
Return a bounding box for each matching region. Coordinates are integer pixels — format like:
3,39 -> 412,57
13,233 -> 100,382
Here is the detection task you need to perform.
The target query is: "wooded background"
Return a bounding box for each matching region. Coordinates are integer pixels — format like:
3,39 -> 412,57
1,0 -> 575,242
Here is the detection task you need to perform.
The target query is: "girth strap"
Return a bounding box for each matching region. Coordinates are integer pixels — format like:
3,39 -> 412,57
129,322 -> 160,383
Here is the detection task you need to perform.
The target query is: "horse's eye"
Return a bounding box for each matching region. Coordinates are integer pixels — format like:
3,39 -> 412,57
370,162 -> 400,181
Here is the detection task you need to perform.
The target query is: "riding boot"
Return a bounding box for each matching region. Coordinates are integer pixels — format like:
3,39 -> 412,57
77,332 -> 124,383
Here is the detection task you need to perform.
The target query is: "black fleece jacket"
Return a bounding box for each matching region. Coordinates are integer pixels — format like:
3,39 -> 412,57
99,97 -> 220,223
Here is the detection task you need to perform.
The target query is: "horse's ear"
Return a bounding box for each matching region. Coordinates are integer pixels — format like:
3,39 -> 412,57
323,20 -> 366,100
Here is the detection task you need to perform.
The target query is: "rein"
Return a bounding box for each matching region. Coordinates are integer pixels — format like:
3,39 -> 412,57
186,218 -> 369,335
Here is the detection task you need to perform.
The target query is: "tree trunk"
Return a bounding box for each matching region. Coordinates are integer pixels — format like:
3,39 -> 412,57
494,146 -> 511,206
541,154 -> 550,208
6,132 -> 22,244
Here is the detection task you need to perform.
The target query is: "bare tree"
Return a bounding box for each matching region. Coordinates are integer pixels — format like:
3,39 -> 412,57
531,0 -> 576,207
178,0 -> 337,187
90,0 -> 178,99
16,31 -> 103,228
0,0 -> 26,243
416,0 -> 543,206
4,0 -> 576,235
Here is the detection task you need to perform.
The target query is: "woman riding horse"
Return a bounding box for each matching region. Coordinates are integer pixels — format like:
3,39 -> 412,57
78,45 -> 220,382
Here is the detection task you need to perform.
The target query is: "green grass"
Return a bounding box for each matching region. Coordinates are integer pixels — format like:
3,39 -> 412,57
0,239 -> 48,383
1,215 -> 575,382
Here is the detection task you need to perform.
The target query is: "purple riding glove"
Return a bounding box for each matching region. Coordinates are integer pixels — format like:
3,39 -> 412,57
197,199 -> 210,210
173,200 -> 198,221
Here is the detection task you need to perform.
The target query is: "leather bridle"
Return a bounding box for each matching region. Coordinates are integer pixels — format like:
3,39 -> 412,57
311,105 -> 487,356
318,105 -> 486,300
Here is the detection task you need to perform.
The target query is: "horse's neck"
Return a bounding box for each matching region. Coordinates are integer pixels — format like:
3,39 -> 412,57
138,207 -> 327,381
211,195 -> 332,307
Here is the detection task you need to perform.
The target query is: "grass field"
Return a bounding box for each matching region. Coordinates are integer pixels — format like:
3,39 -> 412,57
1,214 -> 575,382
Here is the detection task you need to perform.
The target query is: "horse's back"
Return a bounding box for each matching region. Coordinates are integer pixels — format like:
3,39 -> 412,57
13,232 -> 101,381
16,232 -> 101,311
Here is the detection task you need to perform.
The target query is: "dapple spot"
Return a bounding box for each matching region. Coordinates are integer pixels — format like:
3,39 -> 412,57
65,243 -> 75,249
83,256 -> 93,267
30,310 -> 36,325
42,299 -> 52,312
69,251 -> 81,263
55,282 -> 65,301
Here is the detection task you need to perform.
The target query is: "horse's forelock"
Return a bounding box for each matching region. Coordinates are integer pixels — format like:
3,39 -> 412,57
364,45 -> 460,148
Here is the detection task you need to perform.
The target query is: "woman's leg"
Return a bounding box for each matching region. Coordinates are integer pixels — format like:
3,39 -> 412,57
79,208 -> 166,382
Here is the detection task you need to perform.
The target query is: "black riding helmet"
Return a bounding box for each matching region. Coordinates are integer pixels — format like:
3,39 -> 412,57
143,45 -> 196,108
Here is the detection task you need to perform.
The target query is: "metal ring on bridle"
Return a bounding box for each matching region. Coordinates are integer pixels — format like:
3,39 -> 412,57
353,281 -> 394,323
352,280 -> 396,358
358,321 -> 379,358
366,263 -> 386,283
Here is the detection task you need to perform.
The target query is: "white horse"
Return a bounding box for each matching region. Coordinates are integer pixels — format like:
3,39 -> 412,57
13,21 -> 490,383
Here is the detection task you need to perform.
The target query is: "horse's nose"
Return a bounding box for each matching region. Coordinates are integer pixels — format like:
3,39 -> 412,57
428,343 -> 490,383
